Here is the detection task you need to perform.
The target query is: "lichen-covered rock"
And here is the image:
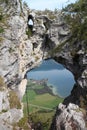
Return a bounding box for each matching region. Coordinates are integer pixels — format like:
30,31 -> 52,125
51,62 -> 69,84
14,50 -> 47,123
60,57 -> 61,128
0,90 -> 9,112
0,0 -> 87,129
0,88 -> 23,130
0,124 -> 13,130
51,103 -> 87,130
0,108 -> 23,124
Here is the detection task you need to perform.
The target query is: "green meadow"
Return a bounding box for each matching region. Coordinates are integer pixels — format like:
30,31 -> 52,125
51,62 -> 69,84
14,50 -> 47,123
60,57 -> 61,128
22,80 -> 64,129
23,89 -> 63,110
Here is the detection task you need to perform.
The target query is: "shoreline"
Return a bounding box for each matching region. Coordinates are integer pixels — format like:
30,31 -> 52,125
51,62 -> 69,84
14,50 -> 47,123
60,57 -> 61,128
47,82 -> 64,99
28,79 -> 64,99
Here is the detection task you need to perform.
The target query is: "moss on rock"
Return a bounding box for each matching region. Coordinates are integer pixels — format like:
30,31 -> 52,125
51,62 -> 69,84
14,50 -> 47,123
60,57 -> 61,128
9,90 -> 21,109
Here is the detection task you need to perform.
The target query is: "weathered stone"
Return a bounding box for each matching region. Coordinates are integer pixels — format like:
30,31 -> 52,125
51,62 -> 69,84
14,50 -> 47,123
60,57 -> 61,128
0,90 -> 9,112
0,0 -> 87,129
0,108 -> 23,124
51,103 -> 87,130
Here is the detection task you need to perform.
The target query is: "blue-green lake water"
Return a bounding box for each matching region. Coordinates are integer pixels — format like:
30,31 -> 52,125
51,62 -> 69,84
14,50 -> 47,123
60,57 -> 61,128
27,59 -> 75,97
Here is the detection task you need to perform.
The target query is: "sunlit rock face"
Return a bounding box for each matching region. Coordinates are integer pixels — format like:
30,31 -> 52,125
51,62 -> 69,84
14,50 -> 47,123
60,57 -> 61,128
0,0 -> 87,129
50,103 -> 87,130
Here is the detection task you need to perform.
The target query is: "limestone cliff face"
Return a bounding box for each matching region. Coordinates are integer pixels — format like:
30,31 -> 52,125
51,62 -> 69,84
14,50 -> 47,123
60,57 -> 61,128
0,0 -> 87,129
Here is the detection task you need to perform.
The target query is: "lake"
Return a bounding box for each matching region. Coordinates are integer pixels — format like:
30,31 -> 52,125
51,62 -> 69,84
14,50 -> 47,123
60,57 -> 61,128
27,59 -> 75,98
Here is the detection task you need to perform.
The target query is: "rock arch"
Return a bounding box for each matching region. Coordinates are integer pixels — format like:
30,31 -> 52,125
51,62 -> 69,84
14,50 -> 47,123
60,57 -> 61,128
1,1 -> 87,129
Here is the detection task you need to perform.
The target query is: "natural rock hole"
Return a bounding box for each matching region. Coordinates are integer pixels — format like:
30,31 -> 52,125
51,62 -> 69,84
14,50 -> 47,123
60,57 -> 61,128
28,14 -> 34,31
22,59 -> 75,130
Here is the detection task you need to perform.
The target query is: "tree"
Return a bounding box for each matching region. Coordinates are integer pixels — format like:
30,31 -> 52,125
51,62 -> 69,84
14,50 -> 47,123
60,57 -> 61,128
62,0 -> 87,43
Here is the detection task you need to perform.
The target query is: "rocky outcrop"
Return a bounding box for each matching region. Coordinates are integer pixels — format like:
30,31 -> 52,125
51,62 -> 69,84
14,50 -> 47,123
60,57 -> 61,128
50,103 -> 87,130
0,0 -> 87,129
0,84 -> 23,129
0,108 -> 23,130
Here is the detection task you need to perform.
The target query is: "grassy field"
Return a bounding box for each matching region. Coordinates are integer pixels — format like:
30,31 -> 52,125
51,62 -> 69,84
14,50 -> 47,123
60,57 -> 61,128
22,80 -> 64,130
29,111 -> 55,130
23,89 -> 63,110
27,81 -> 44,89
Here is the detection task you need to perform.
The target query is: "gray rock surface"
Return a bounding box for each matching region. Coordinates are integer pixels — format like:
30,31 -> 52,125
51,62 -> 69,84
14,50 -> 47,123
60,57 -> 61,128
0,0 -> 87,129
0,90 -> 9,112
54,103 -> 86,130
0,108 -> 23,124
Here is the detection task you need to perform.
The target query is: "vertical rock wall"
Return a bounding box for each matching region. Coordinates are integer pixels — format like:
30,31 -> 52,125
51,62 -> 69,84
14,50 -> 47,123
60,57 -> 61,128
0,0 -> 87,129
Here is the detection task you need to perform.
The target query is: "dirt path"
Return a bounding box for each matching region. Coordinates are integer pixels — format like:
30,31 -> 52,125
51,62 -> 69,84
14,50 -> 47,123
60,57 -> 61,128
29,103 -> 55,111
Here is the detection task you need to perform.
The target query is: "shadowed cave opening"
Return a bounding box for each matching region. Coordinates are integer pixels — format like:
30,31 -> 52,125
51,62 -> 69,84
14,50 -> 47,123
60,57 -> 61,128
28,14 -> 34,31
22,59 -> 75,130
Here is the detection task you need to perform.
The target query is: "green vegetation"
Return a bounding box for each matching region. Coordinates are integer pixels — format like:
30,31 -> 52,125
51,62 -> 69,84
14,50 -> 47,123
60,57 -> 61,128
50,0 -> 87,56
0,0 -> 8,4
17,117 -> 30,130
13,117 -> 31,130
80,95 -> 87,109
0,14 -> 3,21
29,111 -> 54,130
22,80 -> 63,130
23,90 -> 63,110
23,1 -> 28,7
26,28 -> 32,38
36,9 -> 56,20
19,0 -> 24,15
0,109 -> 8,114
0,76 -> 6,91
0,76 -> 4,86
23,80 -> 63,110
0,27 -> 4,33
0,6 -> 9,36
4,0 -> 8,4
8,47 -> 15,53
36,19 -> 42,24
23,90 -> 36,102
63,0 -> 87,44
0,0 -> 10,30
9,90 -> 21,109
43,9 -> 56,20
50,41 -> 67,56
0,37 -> 4,42
35,56 -> 40,61
27,80 -> 44,89
1,109 -> 8,113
